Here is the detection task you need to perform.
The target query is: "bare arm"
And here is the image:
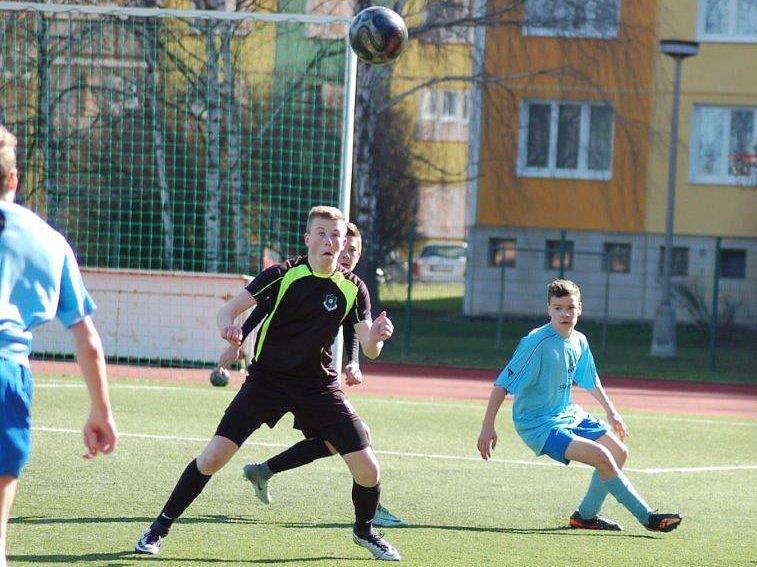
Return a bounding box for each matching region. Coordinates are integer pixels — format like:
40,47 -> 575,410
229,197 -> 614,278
588,381 -> 628,441
217,289 -> 256,346
477,385 -> 507,460
354,310 -> 394,359
70,317 -> 118,459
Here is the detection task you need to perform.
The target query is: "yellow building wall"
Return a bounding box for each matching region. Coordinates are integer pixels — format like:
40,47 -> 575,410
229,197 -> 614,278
477,1 -> 658,232
390,0 -> 471,185
646,0 -> 757,237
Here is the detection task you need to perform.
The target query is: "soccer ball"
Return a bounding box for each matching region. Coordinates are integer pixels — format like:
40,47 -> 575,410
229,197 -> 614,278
209,368 -> 230,387
348,6 -> 408,65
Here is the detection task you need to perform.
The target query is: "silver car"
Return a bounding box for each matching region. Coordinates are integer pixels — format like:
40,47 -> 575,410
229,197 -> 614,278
413,242 -> 467,282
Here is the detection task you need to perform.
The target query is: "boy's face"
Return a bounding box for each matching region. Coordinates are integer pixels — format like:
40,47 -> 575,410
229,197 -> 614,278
339,235 -> 361,271
304,217 -> 346,273
547,293 -> 582,337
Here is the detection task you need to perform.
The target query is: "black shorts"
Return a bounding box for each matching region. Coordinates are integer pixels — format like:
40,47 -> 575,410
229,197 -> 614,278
215,371 -> 370,455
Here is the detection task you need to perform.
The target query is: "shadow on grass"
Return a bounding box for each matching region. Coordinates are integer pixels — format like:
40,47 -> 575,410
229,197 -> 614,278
8,551 -> 358,564
12,514 -> 657,540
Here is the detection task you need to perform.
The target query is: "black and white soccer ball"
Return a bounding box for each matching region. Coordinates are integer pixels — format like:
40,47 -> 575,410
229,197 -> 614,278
348,6 -> 408,65
209,368 -> 230,387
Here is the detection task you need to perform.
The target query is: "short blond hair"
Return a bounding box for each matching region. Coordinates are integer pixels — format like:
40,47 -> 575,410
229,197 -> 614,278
306,205 -> 345,230
547,279 -> 581,303
0,125 -> 18,189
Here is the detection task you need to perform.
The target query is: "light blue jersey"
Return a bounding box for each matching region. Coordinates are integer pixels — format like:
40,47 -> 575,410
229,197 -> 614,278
494,323 -> 599,455
0,202 -> 95,366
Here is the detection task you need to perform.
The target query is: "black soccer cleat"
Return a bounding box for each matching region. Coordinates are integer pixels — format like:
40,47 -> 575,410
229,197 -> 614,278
645,512 -> 683,533
569,511 -> 622,531
352,528 -> 401,561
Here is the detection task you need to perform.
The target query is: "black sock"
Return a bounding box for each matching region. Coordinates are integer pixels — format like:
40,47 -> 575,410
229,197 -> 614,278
152,459 -> 211,533
352,481 -> 380,536
267,437 -> 333,474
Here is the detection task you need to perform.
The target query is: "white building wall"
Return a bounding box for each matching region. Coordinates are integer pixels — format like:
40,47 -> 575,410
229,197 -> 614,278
465,227 -> 757,327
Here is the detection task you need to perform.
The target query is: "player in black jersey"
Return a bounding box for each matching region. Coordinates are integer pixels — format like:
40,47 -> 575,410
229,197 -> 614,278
135,206 -> 401,561
235,223 -> 404,528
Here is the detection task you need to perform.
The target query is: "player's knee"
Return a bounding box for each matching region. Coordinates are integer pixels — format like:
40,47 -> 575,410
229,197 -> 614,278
615,442 -> 629,467
196,449 -> 231,475
352,456 -> 380,486
594,445 -> 618,476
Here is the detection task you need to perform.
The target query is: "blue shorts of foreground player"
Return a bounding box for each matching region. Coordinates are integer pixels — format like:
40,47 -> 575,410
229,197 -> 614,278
0,357 -> 33,477
540,415 -> 608,465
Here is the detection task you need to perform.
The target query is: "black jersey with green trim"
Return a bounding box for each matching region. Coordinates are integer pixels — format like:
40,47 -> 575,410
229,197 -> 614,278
245,256 -> 370,380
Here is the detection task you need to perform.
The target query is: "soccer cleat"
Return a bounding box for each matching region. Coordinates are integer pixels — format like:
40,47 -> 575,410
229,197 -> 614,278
372,504 -> 406,528
242,463 -> 271,504
134,528 -> 164,555
645,512 -> 683,533
353,528 -> 401,561
569,511 -> 622,531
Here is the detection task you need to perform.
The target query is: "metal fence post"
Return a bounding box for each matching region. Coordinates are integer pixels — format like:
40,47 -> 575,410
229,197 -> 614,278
603,252 -> 610,353
708,236 -> 721,371
403,223 -> 415,356
495,261 -> 506,349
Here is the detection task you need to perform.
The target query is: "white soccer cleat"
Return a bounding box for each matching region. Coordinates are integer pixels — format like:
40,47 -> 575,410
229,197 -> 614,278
242,463 -> 272,504
134,528 -> 164,555
372,504 -> 406,528
353,529 -> 401,561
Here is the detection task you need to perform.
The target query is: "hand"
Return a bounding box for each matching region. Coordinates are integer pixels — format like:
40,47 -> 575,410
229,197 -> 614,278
82,410 -> 118,460
218,345 -> 241,370
344,361 -> 363,386
369,311 -> 394,343
221,325 -> 243,346
477,425 -> 498,460
606,410 -> 628,441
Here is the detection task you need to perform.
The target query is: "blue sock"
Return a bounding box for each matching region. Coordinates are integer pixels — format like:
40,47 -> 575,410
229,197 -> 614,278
577,471 -> 608,519
602,473 -> 652,525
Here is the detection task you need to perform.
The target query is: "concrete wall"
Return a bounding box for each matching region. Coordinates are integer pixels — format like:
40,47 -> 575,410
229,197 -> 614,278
465,226 -> 757,327
32,268 -> 251,364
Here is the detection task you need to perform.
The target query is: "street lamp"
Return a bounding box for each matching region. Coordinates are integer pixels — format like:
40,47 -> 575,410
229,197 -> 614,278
651,39 -> 699,358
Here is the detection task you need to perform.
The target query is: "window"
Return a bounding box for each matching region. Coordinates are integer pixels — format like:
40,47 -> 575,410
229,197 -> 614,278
519,100 -> 613,179
697,0 -> 757,42
658,246 -> 689,277
523,0 -> 620,39
489,238 -> 517,267
423,0 -> 473,44
545,239 -> 574,270
421,89 -> 470,123
602,242 -> 631,273
691,105 -> 757,187
719,248 -> 746,278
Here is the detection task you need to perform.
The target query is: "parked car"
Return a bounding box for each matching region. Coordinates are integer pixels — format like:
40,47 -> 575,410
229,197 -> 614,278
413,242 -> 467,282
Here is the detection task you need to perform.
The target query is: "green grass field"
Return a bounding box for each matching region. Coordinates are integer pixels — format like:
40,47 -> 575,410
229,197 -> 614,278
9,375 -> 756,566
379,283 -> 756,384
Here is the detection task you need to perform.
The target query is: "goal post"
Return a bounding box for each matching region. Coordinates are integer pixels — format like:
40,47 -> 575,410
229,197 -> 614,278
0,1 -> 357,367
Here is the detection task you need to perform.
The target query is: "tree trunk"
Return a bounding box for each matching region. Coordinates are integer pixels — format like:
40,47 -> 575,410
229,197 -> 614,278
221,23 -> 246,273
143,23 -> 175,270
205,21 -> 222,273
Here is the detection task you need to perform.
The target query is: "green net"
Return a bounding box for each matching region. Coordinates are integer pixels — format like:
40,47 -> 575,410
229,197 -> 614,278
1,3 -> 353,367
1,3 -> 349,274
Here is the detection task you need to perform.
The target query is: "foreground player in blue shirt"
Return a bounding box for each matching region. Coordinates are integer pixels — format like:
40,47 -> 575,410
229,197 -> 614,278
0,126 -> 118,566
477,279 -> 682,533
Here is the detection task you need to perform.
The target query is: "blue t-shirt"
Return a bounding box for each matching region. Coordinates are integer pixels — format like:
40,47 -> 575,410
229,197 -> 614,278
0,202 -> 95,366
494,323 -> 599,455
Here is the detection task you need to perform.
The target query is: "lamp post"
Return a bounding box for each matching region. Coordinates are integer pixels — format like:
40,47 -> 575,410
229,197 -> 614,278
651,39 -> 699,358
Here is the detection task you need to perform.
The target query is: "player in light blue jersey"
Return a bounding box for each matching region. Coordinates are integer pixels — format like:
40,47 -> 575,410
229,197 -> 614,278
0,126 -> 118,566
477,279 -> 682,533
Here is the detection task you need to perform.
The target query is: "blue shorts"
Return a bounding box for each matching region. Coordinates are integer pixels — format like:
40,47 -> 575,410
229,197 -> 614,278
539,415 -> 608,465
0,358 -> 33,477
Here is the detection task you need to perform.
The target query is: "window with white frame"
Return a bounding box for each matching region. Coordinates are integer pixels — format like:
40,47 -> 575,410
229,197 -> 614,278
690,105 -> 757,186
421,89 -> 470,123
697,0 -> 757,42
523,0 -> 620,39
518,99 -> 614,179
